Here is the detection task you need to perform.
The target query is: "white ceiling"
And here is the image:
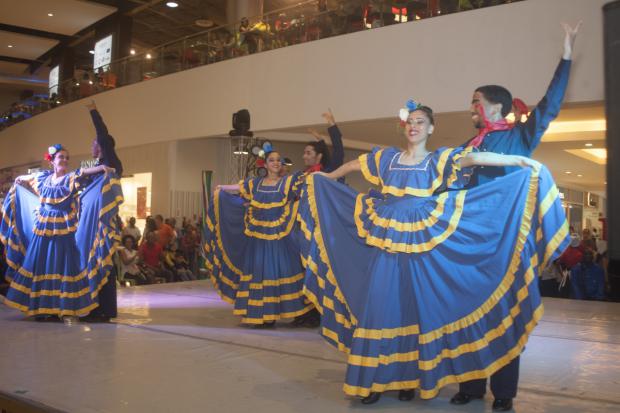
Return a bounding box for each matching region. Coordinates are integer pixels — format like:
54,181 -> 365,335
0,30 -> 59,60
0,0 -> 117,36
0,61 -> 29,76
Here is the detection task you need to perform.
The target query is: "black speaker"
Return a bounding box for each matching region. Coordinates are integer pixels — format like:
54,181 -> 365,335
604,0 -> 620,299
232,109 -> 251,134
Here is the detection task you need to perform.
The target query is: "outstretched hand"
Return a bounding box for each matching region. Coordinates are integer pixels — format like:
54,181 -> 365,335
308,128 -> 327,142
322,108 -> 336,126
562,21 -> 582,60
518,156 -> 541,173
103,165 -> 116,175
85,100 -> 97,111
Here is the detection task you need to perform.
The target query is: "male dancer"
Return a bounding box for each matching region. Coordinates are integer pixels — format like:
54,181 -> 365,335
450,22 -> 581,411
82,100 -> 124,322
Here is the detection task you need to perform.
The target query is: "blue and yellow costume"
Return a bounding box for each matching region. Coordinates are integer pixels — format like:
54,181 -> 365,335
298,146 -> 569,398
204,172 -> 313,324
0,169 -> 123,316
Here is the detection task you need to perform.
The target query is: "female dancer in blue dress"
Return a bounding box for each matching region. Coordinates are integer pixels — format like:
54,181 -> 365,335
297,102 -> 569,403
1,144 -> 123,320
205,148 -> 312,327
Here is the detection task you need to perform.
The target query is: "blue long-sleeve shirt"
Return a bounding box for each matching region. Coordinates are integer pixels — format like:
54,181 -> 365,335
463,59 -> 571,185
325,124 -> 345,173
89,109 -> 123,177
570,263 -> 606,300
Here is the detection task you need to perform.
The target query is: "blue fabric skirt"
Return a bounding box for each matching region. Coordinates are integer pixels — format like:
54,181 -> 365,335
1,175 -> 123,317
204,190 -> 312,324
297,167 -> 569,398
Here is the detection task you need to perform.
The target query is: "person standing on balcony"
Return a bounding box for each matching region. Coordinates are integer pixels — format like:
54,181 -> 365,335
450,21 -> 581,412
81,100 -> 124,322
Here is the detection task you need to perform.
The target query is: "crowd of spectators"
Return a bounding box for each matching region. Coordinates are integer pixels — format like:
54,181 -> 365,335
540,227 -> 609,301
116,215 -> 202,286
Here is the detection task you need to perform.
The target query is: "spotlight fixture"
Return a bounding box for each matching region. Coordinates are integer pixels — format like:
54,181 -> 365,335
166,1 -> 179,7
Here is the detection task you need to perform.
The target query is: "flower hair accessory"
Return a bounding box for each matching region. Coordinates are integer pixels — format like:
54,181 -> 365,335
257,141 -> 273,158
44,144 -> 63,161
399,99 -> 422,125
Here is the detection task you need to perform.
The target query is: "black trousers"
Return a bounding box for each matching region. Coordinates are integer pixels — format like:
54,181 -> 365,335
88,268 -> 118,318
459,356 -> 520,399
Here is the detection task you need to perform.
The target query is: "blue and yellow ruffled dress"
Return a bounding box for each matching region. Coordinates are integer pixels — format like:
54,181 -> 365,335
0,169 -> 123,317
204,172 -> 313,324
298,146 -> 569,398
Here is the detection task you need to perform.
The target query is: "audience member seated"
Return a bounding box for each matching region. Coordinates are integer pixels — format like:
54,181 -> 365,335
139,232 -> 173,283
122,216 -> 142,245
119,235 -> 149,285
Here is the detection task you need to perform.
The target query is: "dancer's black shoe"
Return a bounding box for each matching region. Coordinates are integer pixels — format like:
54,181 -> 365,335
398,389 -> 415,401
361,392 -> 381,404
450,392 -> 483,405
492,398 -> 513,411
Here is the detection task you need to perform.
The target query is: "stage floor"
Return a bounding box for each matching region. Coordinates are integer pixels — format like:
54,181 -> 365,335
1,280 -> 619,413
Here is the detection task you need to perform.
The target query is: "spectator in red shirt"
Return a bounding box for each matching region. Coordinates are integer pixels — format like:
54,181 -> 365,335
155,214 -> 176,248
559,235 -> 584,270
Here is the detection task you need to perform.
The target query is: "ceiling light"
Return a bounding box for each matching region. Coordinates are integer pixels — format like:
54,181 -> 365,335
565,171 -> 572,174
577,174 -> 583,177
8,45 -> 14,48
166,1 -> 179,7
130,49 -> 136,55
47,13 -> 54,17
585,143 -> 593,147
89,50 -> 95,54
146,53 -> 152,59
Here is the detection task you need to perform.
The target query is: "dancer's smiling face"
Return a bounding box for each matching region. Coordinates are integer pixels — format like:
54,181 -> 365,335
403,109 -> 434,145
51,149 -> 70,174
266,151 -> 282,175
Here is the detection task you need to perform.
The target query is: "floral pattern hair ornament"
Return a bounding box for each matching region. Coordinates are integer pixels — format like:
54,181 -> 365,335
44,144 -> 63,161
399,99 -> 422,126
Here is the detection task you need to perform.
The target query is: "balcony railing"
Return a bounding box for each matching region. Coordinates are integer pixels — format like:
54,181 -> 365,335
0,0 -> 523,131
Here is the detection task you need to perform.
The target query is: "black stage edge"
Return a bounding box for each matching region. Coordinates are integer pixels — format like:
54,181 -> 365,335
604,1 -> 620,300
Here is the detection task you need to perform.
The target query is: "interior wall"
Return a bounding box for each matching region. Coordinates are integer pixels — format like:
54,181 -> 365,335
0,0 -> 605,169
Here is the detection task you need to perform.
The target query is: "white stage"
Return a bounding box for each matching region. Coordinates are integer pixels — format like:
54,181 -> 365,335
1,281 -> 619,412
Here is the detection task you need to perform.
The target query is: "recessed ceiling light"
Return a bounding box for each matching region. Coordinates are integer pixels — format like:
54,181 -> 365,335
565,171 -> 572,174
585,143 -> 593,147
146,53 -> 152,59
130,49 -> 136,55
166,1 -> 179,7
89,50 -> 95,54
7,45 -> 13,48
577,174 -> 583,177
47,13 -> 54,17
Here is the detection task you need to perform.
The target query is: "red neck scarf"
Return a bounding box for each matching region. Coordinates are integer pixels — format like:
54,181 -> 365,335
469,104 -> 512,148
306,164 -> 322,173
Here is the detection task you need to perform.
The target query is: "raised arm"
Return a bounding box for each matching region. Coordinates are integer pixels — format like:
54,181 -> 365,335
460,152 -> 540,171
520,22 -> 580,152
324,109 -> 345,171
319,158 -> 361,180
86,100 -> 110,141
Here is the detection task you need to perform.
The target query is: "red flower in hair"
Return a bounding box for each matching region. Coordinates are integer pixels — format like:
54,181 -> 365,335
44,153 -> 52,161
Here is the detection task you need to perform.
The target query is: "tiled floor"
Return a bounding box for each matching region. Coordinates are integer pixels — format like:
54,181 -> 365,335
1,281 -> 619,412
